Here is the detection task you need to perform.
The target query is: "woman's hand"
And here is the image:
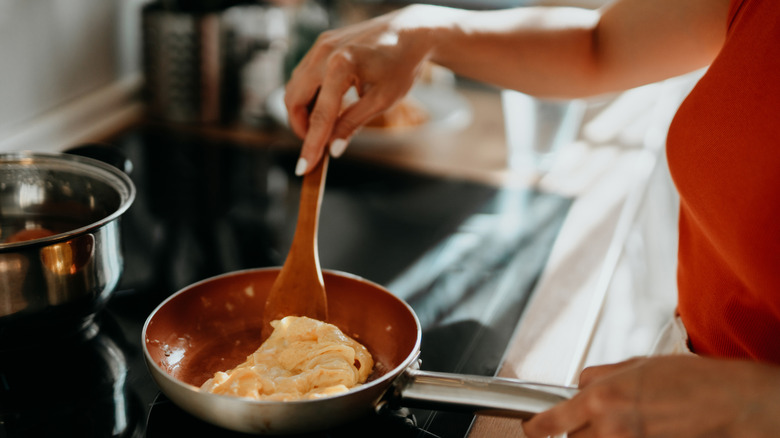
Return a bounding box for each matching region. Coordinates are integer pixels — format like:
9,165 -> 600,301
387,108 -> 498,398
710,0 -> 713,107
522,355 -> 780,437
284,5 -> 442,175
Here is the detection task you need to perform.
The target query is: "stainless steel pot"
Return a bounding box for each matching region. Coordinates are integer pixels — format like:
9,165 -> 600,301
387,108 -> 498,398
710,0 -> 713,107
0,152 -> 135,347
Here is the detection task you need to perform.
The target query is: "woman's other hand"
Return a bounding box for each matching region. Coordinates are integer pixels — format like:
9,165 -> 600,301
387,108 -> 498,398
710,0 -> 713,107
523,355 -> 780,437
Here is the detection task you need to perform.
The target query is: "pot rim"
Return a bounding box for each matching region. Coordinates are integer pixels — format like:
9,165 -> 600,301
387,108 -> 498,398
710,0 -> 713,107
0,151 -> 136,251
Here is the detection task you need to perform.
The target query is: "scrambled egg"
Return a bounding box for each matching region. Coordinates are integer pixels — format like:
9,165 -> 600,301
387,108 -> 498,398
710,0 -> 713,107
201,316 -> 373,401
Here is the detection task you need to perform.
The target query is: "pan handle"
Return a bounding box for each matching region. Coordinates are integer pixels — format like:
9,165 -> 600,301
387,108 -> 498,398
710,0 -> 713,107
391,368 -> 578,420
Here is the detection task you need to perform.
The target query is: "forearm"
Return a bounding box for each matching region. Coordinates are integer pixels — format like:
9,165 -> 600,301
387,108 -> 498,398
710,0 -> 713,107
399,0 -> 725,98
422,5 -> 602,98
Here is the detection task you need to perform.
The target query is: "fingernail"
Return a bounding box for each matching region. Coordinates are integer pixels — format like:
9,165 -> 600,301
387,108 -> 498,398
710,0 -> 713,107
330,139 -> 348,158
295,157 -> 308,176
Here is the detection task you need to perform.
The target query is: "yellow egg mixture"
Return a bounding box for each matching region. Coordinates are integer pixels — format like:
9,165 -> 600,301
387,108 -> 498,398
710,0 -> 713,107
201,316 -> 373,401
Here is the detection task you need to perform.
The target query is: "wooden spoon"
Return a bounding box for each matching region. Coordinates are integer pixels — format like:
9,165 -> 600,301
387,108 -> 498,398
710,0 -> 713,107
262,154 -> 329,339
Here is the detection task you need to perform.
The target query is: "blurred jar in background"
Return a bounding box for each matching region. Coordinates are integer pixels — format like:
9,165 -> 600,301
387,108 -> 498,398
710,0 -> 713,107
141,0 -> 330,125
223,4 -> 293,125
142,1 -> 229,123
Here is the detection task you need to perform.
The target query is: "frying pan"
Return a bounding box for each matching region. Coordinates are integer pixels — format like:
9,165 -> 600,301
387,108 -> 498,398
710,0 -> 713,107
143,267 -> 577,435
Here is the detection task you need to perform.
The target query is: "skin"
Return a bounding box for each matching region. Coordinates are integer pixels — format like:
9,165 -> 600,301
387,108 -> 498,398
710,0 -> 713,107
284,0 -> 728,173
525,356 -> 780,438
284,1 -> 780,435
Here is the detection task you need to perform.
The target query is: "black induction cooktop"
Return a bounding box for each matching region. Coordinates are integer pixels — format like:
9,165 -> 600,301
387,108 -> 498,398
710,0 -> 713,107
0,124 -> 571,438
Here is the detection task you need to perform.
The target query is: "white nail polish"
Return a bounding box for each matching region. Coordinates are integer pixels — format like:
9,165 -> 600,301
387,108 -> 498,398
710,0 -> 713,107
330,139 -> 348,158
295,157 -> 308,176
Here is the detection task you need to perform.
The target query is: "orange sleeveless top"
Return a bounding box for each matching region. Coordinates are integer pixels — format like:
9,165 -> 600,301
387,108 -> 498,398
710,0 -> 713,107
667,0 -> 780,363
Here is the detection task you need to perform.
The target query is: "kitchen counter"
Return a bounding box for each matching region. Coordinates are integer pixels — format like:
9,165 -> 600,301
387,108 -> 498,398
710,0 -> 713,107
59,76 -> 692,436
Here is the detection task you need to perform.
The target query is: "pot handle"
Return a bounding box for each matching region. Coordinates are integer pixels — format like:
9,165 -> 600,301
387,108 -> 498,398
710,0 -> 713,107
391,368 -> 578,420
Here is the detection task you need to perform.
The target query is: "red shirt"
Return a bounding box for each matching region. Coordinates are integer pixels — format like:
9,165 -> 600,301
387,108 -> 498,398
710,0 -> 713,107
667,0 -> 780,363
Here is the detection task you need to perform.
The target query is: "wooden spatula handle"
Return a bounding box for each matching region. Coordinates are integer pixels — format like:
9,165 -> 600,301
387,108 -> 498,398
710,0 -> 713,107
262,153 -> 330,338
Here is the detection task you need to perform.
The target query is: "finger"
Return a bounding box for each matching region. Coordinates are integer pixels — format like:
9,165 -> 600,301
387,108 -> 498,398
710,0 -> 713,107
296,52 -> 356,175
579,357 -> 644,387
284,70 -> 322,140
284,32 -> 336,139
330,87 -> 395,144
522,398 -> 590,438
328,137 -> 350,158
567,425 -> 597,438
327,82 -> 416,159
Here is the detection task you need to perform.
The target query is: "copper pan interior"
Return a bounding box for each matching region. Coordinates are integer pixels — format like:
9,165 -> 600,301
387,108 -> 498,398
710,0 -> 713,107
144,268 -> 421,389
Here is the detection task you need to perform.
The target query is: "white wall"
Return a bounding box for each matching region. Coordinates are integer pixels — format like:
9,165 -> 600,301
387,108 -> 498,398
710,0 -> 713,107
0,0 -> 147,144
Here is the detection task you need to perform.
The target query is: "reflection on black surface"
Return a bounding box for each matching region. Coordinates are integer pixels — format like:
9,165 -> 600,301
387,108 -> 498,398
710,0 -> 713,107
146,394 -> 441,438
111,126 -> 508,301
393,187 -> 569,436
0,314 -> 144,438
10,125 -> 571,437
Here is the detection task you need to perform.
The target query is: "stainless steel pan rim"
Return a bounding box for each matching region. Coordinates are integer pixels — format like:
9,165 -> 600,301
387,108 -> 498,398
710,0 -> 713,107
143,267 -> 423,434
142,267 -> 423,399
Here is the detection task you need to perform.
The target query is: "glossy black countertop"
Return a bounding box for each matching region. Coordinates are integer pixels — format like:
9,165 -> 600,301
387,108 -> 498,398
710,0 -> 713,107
1,124 -> 570,438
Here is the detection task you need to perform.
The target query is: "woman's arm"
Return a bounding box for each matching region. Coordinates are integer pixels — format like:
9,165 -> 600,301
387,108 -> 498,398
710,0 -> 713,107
285,0 -> 729,174
429,0 -> 728,97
